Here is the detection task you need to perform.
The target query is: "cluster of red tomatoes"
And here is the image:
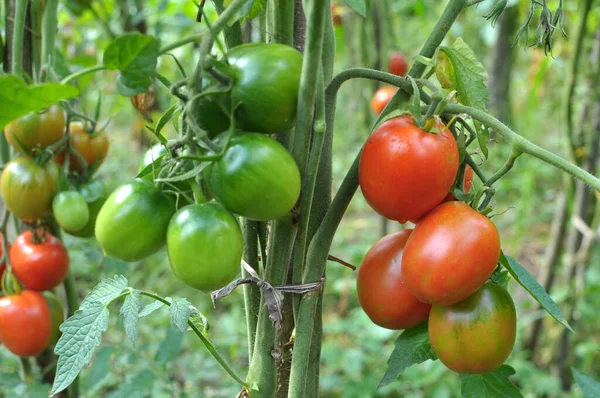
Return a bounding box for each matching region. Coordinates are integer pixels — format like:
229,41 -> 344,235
94,43 -> 304,292
356,115 -> 516,374
0,106 -> 110,357
371,52 -> 408,114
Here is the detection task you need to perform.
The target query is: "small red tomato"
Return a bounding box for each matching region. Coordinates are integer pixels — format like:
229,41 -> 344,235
359,115 -> 459,223
357,230 -> 431,330
389,52 -> 408,76
10,231 -> 69,291
370,86 -> 397,115
402,201 -> 501,305
0,290 -> 52,356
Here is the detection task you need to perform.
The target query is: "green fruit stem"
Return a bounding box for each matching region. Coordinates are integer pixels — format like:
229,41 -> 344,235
41,0 -> 59,80
10,0 -> 27,76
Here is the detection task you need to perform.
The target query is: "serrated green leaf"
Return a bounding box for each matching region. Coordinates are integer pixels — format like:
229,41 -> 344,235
572,367 -> 600,398
139,300 -> 166,317
169,298 -> 192,332
0,75 -> 79,130
188,306 -> 209,335
51,302 -> 110,396
155,325 -> 184,364
499,253 -> 574,333
120,290 -> 141,346
436,37 -> 489,111
345,0 -> 366,17
378,323 -> 437,389
80,275 -> 129,310
85,346 -> 116,390
106,369 -> 154,398
460,365 -> 522,397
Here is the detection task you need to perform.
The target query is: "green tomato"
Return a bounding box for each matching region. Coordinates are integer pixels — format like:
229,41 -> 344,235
95,179 -> 176,262
208,133 -> 301,221
67,180 -> 108,238
53,191 -> 90,233
167,203 -> 242,292
227,43 -> 303,134
138,143 -> 169,181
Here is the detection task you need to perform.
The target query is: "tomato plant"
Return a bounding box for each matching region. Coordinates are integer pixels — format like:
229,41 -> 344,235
208,133 -> 301,221
66,180 -> 108,238
402,201 -> 501,305
226,43 -> 303,133
54,122 -> 110,174
42,291 -> 64,347
0,157 -> 58,221
389,51 -> 408,76
167,202 -> 243,292
370,86 -> 397,115
95,179 -> 176,262
4,104 -> 65,154
429,282 -> 517,374
10,231 -> 70,291
0,290 -> 52,357
356,230 -> 431,330
53,191 -> 90,233
359,115 -> 459,223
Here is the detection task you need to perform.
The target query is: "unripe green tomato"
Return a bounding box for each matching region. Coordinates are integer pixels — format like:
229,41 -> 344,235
53,191 -> 90,233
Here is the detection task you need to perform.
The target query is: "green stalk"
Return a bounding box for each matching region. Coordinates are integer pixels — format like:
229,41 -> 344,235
40,0 -> 59,80
269,0 -> 294,46
242,220 -> 261,361
30,0 -> 44,78
11,0 -> 27,76
159,33 -> 203,54
60,65 -> 106,84
212,0 -> 244,48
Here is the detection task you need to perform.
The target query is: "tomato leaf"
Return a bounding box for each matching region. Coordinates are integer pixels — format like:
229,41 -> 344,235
103,33 -> 160,96
572,367 -> 600,398
139,300 -> 166,318
345,0 -> 366,17
155,325 -> 185,364
80,274 -> 129,309
169,298 -> 192,333
436,37 -> 489,111
460,365 -> 522,398
51,301 -> 110,396
0,75 -> 79,130
189,306 -> 210,336
499,253 -> 574,333
377,323 -> 437,389
120,290 -> 141,346
105,369 -> 154,398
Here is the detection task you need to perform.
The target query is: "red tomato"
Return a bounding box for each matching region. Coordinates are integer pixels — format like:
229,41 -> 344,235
443,165 -> 474,202
359,116 -> 459,223
389,52 -> 408,76
370,86 -> 397,115
428,282 -> 516,374
10,231 -> 69,291
0,290 -> 52,356
356,230 -> 431,329
402,202 -> 501,305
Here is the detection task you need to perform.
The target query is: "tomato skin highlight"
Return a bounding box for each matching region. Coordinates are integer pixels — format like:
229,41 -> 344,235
5,104 -> 65,154
428,282 -> 516,374
359,116 -> 459,223
95,179 -> 176,262
0,157 -> 58,222
53,191 -> 90,233
66,180 -> 108,238
227,43 -> 303,133
0,290 -> 52,356
10,231 -> 69,291
370,86 -> 397,115
402,201 -> 501,305
389,52 -> 408,77
209,133 -> 301,221
167,203 -> 243,292
356,230 -> 431,330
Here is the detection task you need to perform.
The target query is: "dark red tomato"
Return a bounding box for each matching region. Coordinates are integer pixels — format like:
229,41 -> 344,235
443,165 -> 474,202
429,282 -> 516,374
0,290 -> 52,356
10,231 -> 69,291
359,116 -> 459,223
402,202 -> 501,305
0,157 -> 58,221
370,86 -> 397,115
0,233 -> 6,278
42,291 -> 64,347
356,230 -> 431,330
5,104 -> 65,154
54,122 -> 110,174
227,43 -> 303,134
389,52 -> 408,77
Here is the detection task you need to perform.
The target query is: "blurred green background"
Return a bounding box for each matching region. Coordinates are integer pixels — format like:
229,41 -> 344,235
1,0 -> 599,397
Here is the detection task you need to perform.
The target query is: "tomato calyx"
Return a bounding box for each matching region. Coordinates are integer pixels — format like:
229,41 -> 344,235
1,269 -> 21,296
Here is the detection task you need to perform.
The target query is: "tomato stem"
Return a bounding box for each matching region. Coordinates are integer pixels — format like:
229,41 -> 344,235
60,65 -> 106,85
159,33 -> 204,55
